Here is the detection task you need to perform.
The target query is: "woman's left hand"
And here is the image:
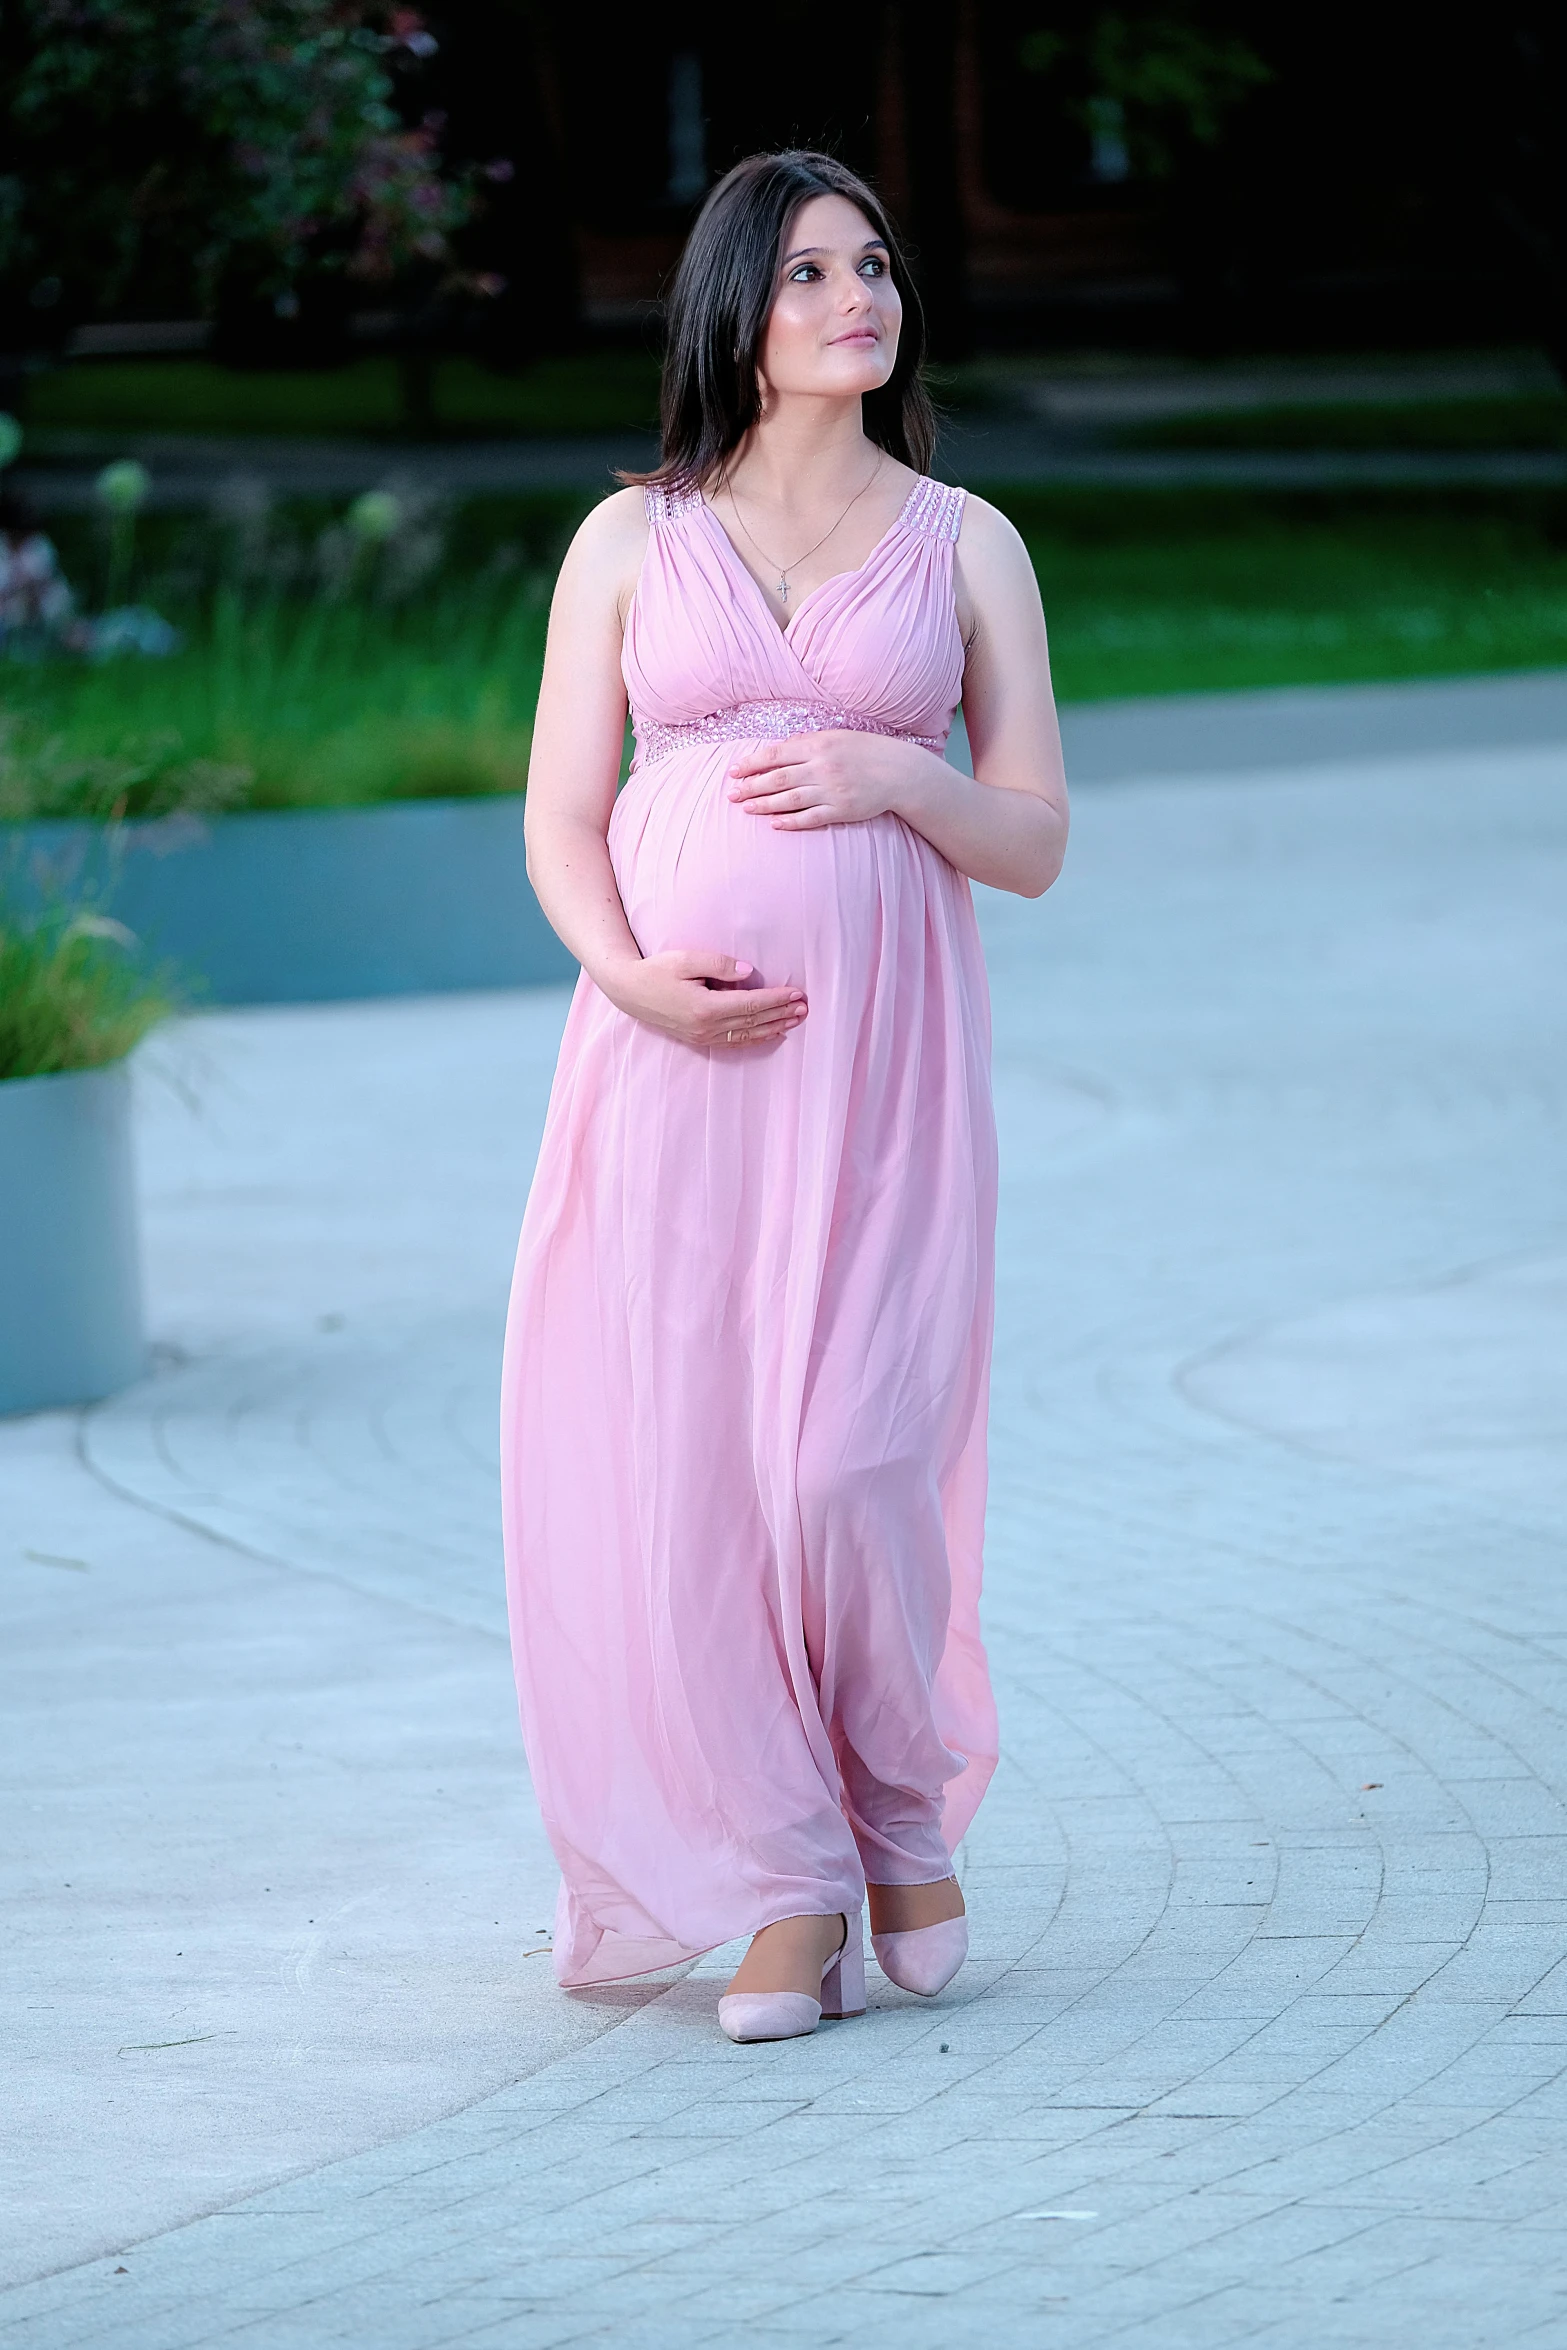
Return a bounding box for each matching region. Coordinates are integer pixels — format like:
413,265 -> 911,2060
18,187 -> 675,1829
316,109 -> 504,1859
727,731 -> 931,830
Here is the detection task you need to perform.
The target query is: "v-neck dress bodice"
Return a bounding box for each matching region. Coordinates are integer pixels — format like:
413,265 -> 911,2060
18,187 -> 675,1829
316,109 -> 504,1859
500,472 -> 999,1987
623,475 -> 966,764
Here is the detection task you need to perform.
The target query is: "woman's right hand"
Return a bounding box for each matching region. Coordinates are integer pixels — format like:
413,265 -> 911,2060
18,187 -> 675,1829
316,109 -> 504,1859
599,950 -> 808,1050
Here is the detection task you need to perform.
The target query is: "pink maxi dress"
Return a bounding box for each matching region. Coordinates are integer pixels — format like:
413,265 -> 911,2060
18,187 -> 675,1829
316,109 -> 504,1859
500,474 -> 999,1986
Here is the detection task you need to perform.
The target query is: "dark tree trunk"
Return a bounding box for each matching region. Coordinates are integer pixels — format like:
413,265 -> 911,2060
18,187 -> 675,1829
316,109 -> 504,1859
1488,11 -> 1567,385
426,0 -> 583,364
898,0 -> 971,360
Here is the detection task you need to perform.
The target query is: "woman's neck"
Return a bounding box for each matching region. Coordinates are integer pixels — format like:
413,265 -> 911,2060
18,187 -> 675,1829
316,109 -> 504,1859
721,396 -> 877,513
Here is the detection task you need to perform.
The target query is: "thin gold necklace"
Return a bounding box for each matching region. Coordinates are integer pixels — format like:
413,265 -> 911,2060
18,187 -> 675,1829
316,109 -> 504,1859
720,452 -> 885,606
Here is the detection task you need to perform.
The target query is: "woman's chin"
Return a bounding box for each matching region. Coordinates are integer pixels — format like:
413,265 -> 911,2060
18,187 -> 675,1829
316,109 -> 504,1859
789,359 -> 897,402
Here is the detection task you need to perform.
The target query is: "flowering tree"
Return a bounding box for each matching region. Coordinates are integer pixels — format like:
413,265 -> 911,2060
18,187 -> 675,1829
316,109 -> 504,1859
0,0 -> 472,344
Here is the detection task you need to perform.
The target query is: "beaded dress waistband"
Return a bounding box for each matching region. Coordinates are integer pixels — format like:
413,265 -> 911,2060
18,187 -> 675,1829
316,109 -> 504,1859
633,697 -> 946,772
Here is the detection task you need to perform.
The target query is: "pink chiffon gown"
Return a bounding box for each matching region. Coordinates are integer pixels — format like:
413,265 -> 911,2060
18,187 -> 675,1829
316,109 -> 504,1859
500,473 -> 999,1986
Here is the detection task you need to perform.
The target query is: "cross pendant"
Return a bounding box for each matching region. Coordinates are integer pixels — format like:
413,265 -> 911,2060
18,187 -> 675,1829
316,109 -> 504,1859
777,577 -> 790,603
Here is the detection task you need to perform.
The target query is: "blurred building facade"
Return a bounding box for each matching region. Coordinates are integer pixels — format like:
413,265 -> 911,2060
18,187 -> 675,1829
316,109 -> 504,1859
430,1 -> 1566,364
3,1 -> 1561,372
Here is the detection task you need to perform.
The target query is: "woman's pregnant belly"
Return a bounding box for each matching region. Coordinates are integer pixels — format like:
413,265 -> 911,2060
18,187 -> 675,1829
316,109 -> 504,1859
609,744 -> 934,1000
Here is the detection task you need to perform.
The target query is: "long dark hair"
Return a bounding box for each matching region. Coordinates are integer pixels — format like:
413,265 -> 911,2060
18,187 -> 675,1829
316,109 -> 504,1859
630,150 -> 937,491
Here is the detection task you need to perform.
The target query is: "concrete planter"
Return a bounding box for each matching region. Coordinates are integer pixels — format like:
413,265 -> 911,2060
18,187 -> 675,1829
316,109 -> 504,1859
10,796 -> 576,1006
0,1060 -> 143,1415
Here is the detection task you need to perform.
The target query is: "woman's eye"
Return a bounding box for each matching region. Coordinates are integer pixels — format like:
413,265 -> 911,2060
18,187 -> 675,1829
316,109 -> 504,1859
860,256 -> 887,277
788,264 -> 821,283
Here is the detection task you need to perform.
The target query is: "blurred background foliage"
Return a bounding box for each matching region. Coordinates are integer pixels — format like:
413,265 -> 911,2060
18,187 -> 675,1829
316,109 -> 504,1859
5,4 -> 1565,377
1018,11 -> 1272,183
22,353 -> 665,439
0,488 -> 577,817
0,2 -> 474,357
3,484 -> 1564,823
0,1 -> 1564,823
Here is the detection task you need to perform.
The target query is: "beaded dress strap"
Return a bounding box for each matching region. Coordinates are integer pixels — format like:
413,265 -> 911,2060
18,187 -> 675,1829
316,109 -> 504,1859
645,476 -> 963,537
902,477 -> 966,543
643,481 -> 703,527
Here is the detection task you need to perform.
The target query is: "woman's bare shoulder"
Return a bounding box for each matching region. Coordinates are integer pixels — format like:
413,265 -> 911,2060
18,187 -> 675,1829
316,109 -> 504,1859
953,490 -> 1045,648
552,485 -> 650,623
956,490 -> 1041,601
955,491 -> 1029,564
566,484 -> 650,567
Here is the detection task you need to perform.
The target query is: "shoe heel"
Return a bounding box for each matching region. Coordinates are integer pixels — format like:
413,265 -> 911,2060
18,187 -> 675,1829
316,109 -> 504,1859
820,1910 -> 865,2018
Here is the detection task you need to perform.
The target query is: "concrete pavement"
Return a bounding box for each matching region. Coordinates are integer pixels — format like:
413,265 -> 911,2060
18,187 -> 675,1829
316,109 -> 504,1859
2,681 -> 1566,2344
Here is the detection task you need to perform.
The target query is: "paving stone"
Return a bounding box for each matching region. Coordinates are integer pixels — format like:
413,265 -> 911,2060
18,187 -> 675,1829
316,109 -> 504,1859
2,720 -> 1566,2345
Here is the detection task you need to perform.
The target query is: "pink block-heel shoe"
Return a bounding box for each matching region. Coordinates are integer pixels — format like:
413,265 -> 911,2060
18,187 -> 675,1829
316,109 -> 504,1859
872,1915 -> 968,1997
718,1912 -> 866,2044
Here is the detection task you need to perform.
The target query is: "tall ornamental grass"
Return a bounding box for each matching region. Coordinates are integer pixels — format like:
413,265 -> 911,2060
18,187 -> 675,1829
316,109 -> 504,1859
0,901 -> 173,1079
0,578 -> 549,818
0,486 -> 569,821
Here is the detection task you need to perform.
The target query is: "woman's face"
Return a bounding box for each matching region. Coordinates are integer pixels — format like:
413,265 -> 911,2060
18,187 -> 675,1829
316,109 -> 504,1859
757,193 -> 902,404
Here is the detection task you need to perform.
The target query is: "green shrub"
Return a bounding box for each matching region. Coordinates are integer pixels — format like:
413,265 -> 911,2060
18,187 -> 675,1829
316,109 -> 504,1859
0,901 -> 174,1080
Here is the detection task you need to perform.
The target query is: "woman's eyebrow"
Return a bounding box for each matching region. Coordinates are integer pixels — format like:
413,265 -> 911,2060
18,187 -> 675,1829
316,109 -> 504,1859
780,238 -> 891,266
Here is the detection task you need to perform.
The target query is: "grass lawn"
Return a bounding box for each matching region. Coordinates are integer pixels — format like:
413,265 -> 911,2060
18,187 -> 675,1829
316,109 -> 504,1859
1118,396 -> 1567,452
1008,489 -> 1567,701
28,357 -> 1563,454
22,354 -> 663,440
1,488 -> 1562,821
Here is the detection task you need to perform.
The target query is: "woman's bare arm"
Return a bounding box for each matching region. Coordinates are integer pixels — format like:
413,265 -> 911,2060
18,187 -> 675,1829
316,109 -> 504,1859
522,489 -> 643,972
726,496 -> 1068,898
524,490 -> 808,1048
930,495 -> 1069,896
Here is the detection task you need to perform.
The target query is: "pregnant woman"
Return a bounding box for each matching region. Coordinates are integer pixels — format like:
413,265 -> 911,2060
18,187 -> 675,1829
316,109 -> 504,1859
501,149 -> 1067,2043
